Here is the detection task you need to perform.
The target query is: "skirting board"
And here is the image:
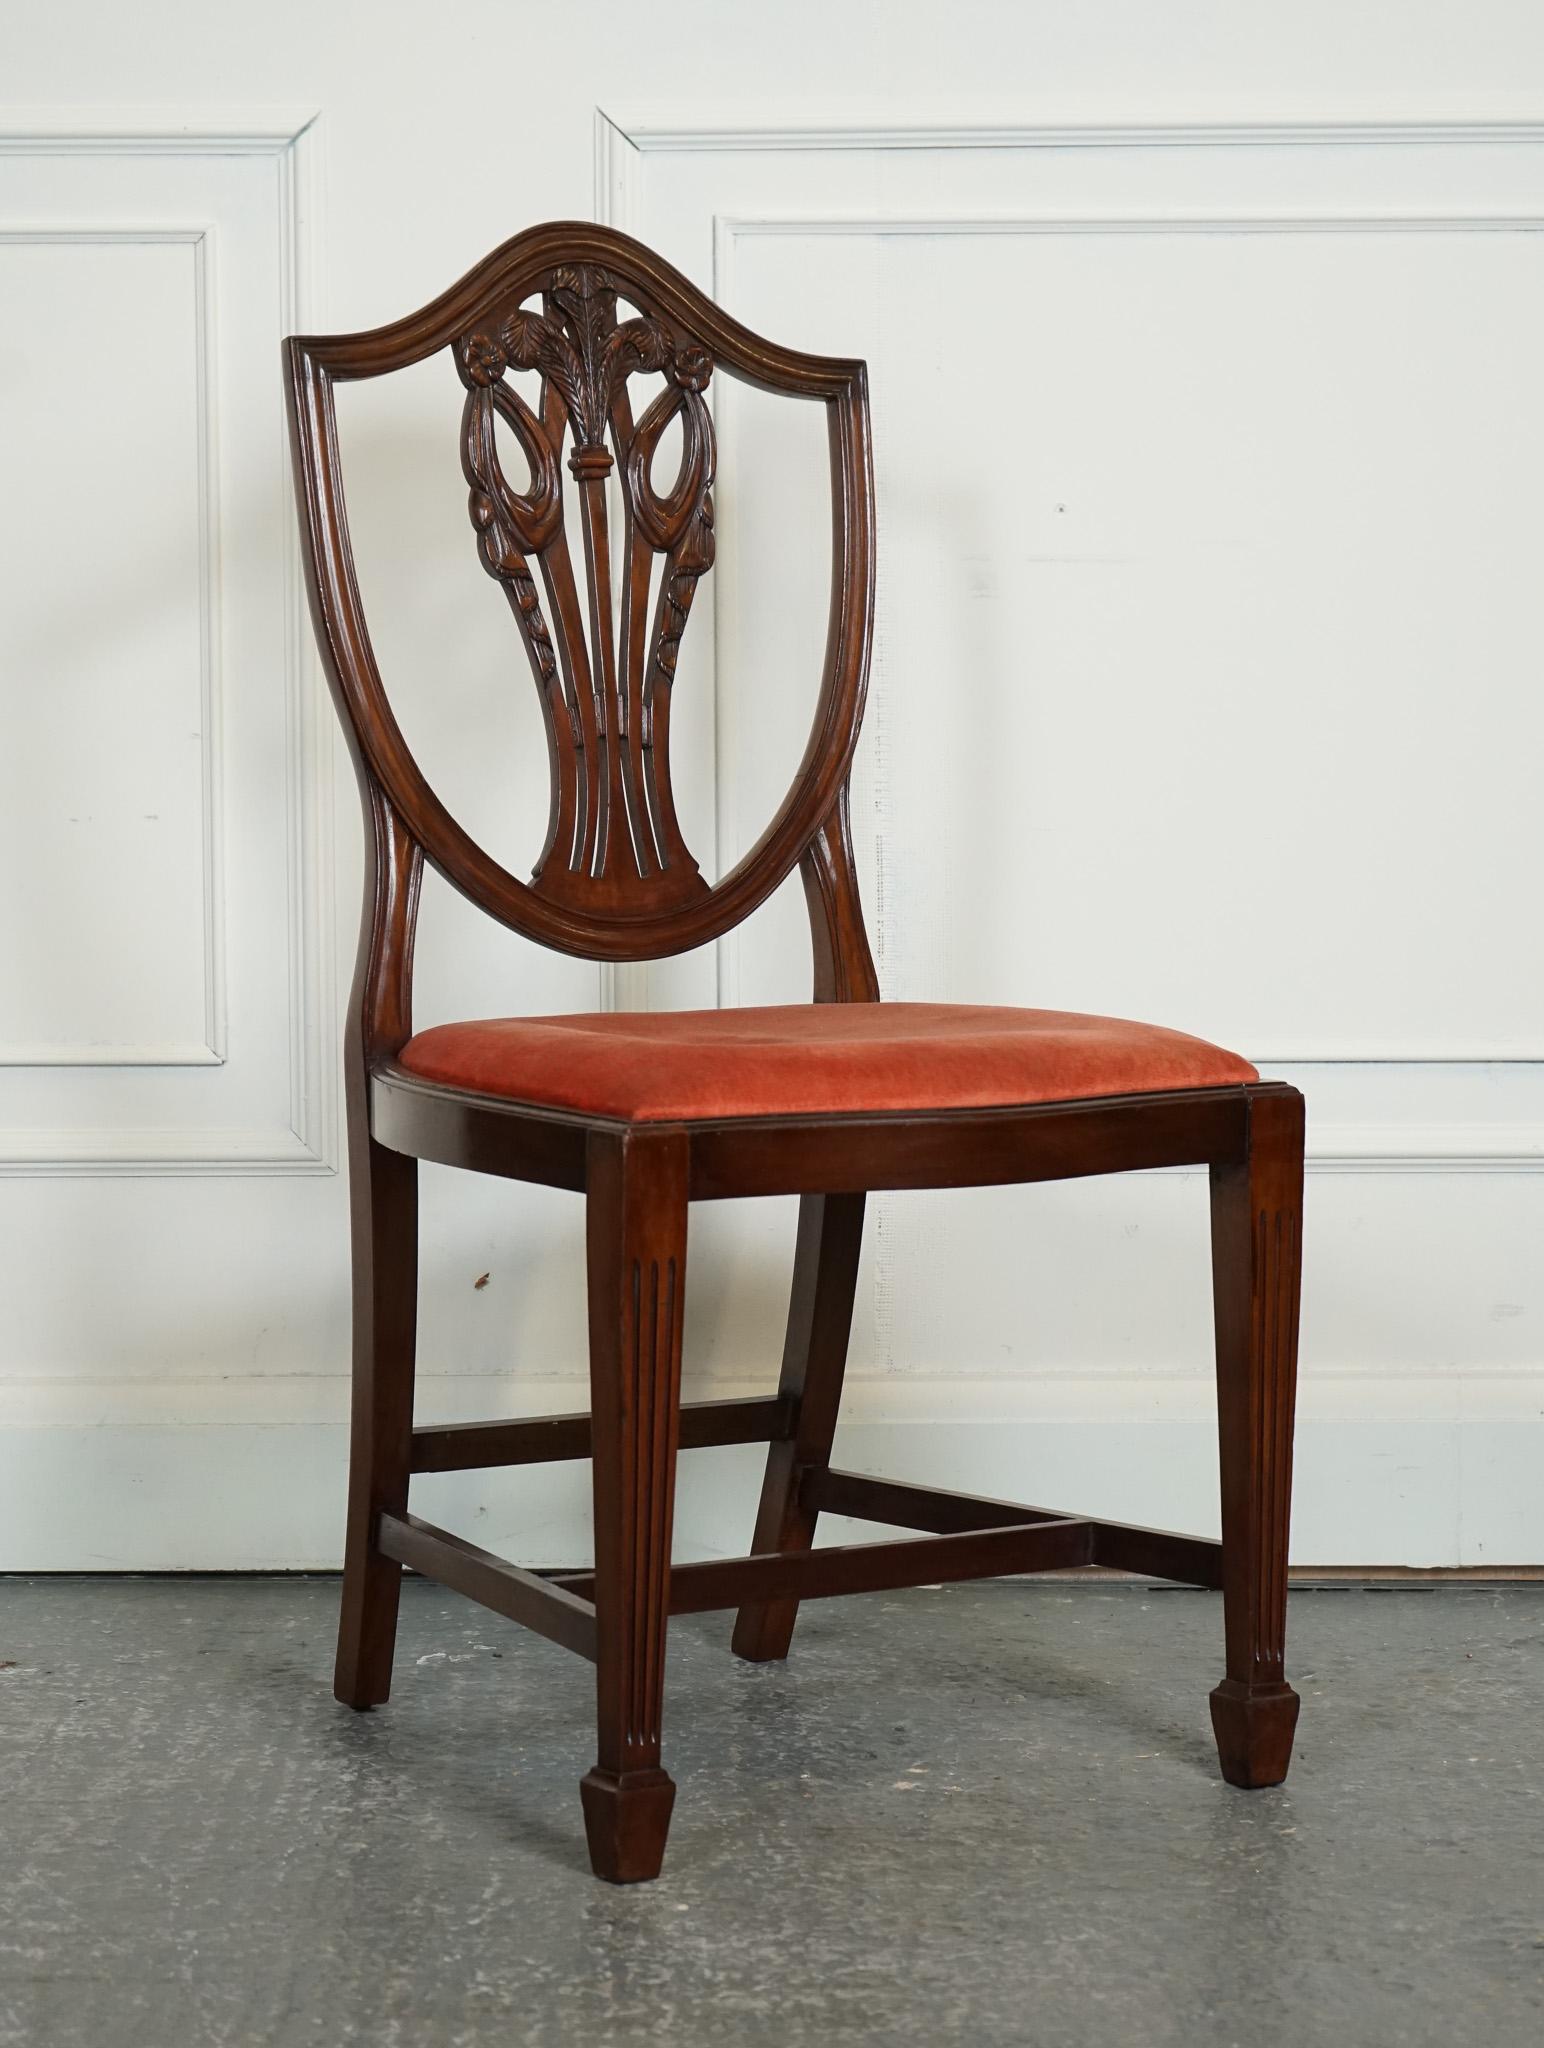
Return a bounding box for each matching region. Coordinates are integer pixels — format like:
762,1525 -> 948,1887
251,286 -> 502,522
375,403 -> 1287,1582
1,1372 -> 1540,1571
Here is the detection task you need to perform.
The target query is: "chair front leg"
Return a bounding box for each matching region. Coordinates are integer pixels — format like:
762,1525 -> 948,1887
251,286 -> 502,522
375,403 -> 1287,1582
1208,1086 -> 1305,1787
580,1126 -> 690,1883
335,1131 -> 418,1709
732,1191 -> 866,1662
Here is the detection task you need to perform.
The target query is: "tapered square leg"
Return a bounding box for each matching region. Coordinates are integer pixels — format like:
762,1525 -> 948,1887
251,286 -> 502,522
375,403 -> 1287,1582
583,1127 -> 689,1882
1208,1086 -> 1305,1788
580,1768 -> 678,1885
335,1130 -> 418,1710
732,1192 -> 865,1663
1210,1680 -> 1301,1788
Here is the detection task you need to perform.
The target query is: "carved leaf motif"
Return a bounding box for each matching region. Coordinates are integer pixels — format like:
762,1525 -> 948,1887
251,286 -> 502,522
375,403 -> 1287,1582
650,515 -> 713,702
451,262 -> 717,898
464,379 -> 562,558
460,383 -> 568,729
625,381 -> 715,554
494,308 -> 583,436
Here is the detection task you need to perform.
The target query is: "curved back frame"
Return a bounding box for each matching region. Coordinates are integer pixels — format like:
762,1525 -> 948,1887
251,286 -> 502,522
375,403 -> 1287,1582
284,222 -> 879,1062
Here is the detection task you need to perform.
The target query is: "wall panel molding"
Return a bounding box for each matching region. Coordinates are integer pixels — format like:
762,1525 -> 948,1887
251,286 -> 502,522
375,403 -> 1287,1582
0,110 -> 335,1175
0,223 -> 226,1072
597,110 -> 1544,1170
597,113 -> 1544,155
0,107 -> 322,153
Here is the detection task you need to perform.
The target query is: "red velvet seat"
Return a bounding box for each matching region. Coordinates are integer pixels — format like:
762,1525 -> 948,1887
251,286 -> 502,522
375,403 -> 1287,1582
397,1002 -> 1257,1124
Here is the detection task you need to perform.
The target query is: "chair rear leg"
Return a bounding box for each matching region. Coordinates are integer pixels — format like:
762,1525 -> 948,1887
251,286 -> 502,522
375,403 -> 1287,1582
335,1133 -> 418,1709
581,1128 -> 690,1884
732,1191 -> 866,1663
1208,1087 -> 1304,1787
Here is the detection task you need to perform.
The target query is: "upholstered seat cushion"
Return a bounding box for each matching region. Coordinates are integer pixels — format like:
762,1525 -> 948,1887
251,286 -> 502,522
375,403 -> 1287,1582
394,1002 -> 1256,1124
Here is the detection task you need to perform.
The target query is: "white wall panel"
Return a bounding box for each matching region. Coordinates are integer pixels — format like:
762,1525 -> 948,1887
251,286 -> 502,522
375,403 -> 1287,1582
718,220 -> 1544,1062
3,4 -> 1544,1570
0,118 -> 332,1170
0,233 -> 215,1065
603,112 -> 1544,1566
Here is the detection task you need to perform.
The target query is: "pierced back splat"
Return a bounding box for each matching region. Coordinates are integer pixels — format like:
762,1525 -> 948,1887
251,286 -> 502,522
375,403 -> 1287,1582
456,264 -> 715,913
285,221 -> 875,986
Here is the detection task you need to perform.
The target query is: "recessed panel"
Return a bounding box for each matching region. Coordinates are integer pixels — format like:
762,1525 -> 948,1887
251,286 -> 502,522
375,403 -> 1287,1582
721,224 -> 1544,1057
0,236 -> 211,1061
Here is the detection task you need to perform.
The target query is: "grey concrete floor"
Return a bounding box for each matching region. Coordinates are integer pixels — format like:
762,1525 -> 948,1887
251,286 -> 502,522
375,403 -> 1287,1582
1,1579 -> 1541,2048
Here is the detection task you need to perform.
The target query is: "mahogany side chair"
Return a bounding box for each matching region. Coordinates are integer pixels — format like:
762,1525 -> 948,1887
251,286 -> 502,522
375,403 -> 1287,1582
284,222 -> 1305,1884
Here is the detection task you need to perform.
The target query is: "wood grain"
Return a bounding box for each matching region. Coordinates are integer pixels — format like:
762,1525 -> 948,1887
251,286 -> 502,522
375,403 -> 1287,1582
379,1512 -> 597,1660
410,1394 -> 792,1474
582,1126 -> 689,1881
284,221 -> 1307,1882
731,1191 -> 867,1661
285,221 -> 874,966
1209,1086 -> 1306,1786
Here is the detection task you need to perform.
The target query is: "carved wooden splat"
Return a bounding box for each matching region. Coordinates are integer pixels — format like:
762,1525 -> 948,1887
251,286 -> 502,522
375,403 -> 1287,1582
455,264 -> 716,911
285,219 -> 875,970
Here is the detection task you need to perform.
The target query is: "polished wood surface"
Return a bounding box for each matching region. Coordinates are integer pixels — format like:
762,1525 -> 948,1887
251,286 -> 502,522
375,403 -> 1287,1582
286,221 -> 874,970
731,1191 -> 866,1661
285,220 -> 1305,1883
1209,1086 -> 1305,1786
559,1516 -> 1097,1612
581,1126 -> 690,1881
379,1512 -> 598,1661
409,1394 -> 793,1475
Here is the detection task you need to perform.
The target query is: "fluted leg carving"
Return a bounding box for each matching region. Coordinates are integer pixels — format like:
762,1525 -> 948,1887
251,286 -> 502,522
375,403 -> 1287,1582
1208,1087 -> 1305,1787
581,1127 -> 689,1882
732,1192 -> 866,1662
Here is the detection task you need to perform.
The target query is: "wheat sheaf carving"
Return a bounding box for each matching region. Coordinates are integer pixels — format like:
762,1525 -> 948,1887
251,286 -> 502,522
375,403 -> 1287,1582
455,265 -> 716,901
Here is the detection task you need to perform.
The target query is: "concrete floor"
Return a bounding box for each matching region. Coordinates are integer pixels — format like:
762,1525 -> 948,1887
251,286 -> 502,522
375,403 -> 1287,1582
1,1579 -> 1541,2048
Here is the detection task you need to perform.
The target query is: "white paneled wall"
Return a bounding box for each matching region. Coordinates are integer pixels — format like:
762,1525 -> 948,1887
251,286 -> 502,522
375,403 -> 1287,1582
0,121 -> 332,1170
3,4 -> 1544,1568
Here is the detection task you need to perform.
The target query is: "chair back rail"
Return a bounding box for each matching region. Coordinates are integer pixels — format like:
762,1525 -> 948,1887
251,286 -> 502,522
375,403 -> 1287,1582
284,222 -> 880,1060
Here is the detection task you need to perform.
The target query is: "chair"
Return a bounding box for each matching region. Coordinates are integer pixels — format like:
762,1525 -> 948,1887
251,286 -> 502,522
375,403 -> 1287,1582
284,223 -> 1305,1884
